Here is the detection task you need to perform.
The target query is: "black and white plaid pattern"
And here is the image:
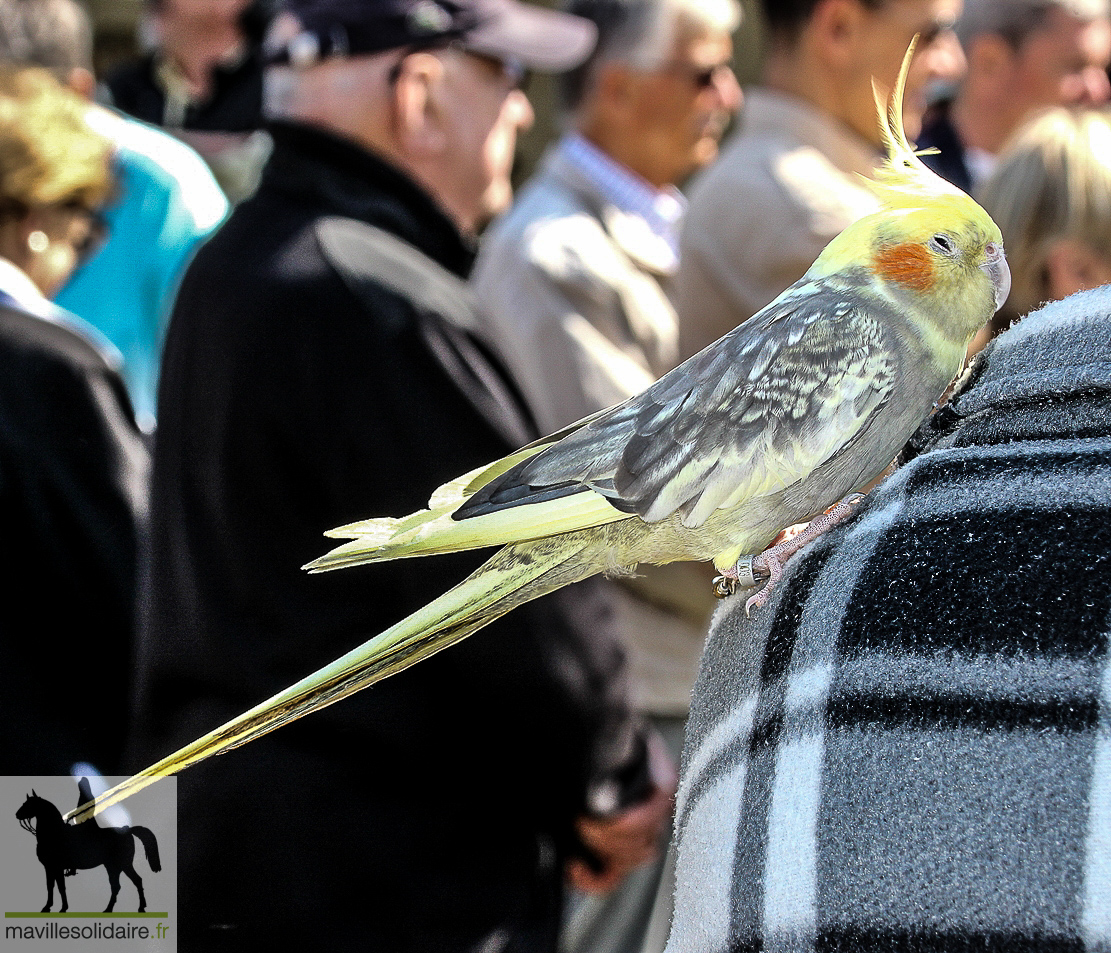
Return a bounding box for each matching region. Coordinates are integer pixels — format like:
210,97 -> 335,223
667,288 -> 1111,953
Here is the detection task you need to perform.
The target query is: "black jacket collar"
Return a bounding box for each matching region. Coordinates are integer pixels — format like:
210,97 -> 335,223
262,120 -> 476,279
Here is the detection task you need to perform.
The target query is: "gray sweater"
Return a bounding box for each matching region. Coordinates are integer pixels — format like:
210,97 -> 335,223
666,286 -> 1111,952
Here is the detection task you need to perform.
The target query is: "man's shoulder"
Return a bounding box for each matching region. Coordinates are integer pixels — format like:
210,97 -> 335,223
702,91 -> 826,172
315,216 -> 475,326
687,122 -> 877,246
170,195 -> 340,341
488,159 -> 603,241
691,88 -> 878,219
480,170 -> 622,286
699,134 -> 873,201
310,215 -> 534,448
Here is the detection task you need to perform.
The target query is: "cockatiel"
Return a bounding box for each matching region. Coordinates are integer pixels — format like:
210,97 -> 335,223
70,44 -> 1009,823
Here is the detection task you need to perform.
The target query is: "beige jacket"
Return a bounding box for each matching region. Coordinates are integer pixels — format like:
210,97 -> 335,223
472,144 -> 713,715
474,145 -> 679,435
677,88 -> 882,358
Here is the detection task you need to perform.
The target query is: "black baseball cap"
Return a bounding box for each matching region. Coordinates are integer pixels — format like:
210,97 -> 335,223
269,0 -> 597,71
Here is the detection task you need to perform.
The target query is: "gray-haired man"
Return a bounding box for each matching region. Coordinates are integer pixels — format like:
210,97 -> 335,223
471,4 -> 740,948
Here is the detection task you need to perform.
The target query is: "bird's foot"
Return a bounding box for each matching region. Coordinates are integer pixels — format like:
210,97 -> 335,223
712,555 -> 768,599
712,574 -> 737,599
714,494 -> 867,614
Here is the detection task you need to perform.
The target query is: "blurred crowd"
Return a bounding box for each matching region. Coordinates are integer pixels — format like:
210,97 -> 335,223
2,0 -> 1110,951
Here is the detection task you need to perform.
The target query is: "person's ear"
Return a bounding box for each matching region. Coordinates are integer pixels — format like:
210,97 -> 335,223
809,0 -> 867,69
594,60 -> 637,109
577,59 -> 640,135
392,51 -> 447,155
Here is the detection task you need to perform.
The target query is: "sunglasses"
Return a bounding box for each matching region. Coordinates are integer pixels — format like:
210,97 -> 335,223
462,48 -> 529,90
661,61 -> 733,91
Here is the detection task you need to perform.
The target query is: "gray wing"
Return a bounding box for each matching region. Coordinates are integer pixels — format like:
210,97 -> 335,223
457,282 -> 901,528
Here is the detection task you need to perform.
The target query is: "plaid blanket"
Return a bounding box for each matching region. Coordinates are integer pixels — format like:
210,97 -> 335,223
666,287 -> 1111,953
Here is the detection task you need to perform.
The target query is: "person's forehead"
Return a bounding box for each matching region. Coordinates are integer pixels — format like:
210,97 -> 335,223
168,0 -> 252,14
1020,6 -> 1111,61
876,0 -> 963,33
670,25 -> 733,62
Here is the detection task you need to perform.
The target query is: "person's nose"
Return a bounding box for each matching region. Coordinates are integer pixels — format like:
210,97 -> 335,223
923,28 -> 967,85
1076,64 -> 1111,104
711,64 -> 742,114
505,88 -> 534,131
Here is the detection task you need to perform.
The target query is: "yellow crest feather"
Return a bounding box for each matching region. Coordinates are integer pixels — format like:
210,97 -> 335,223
868,37 -> 964,208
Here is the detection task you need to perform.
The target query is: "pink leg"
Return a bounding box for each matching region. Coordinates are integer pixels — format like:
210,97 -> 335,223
712,494 -> 865,613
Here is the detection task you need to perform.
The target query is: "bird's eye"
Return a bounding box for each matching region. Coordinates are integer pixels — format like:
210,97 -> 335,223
930,233 -> 957,256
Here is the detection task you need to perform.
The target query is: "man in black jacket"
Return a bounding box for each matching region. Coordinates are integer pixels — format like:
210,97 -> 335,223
128,1 -> 670,950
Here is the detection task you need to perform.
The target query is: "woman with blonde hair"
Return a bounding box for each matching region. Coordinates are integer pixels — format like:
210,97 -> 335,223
0,63 -> 112,300
0,63 -> 148,777
976,106 -> 1111,349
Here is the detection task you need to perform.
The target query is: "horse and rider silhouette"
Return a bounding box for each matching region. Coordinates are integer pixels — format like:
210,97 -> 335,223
15,779 -> 161,913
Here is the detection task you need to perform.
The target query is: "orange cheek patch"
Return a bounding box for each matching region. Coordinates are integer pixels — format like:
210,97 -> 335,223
875,242 -> 935,292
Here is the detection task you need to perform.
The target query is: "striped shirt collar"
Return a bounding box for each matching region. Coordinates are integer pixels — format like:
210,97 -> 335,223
559,133 -> 687,266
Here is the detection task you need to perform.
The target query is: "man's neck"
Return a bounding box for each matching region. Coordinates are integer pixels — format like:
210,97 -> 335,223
159,19 -> 245,91
577,123 -> 676,191
761,44 -> 808,102
761,50 -> 853,138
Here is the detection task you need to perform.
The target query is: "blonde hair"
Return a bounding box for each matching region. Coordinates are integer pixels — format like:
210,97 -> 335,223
0,63 -> 111,218
978,107 -> 1111,319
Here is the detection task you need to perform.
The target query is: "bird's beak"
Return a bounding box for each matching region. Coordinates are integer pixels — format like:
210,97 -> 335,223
981,241 -> 1011,312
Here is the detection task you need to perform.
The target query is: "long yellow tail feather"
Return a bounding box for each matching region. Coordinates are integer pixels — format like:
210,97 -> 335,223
67,534 -> 599,824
